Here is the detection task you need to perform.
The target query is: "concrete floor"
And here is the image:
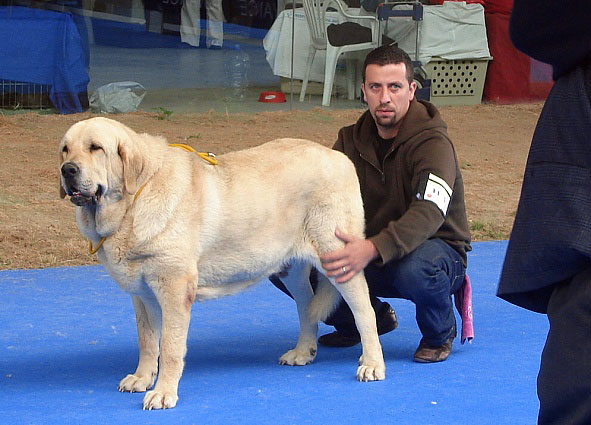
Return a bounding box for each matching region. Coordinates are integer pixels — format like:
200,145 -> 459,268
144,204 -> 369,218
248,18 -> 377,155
88,38 -> 366,114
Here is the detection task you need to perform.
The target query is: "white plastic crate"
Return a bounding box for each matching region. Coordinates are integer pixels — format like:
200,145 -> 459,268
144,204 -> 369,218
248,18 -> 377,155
424,57 -> 490,106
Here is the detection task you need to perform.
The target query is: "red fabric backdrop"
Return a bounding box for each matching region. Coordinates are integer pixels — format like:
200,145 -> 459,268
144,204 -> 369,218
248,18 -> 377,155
482,0 -> 553,103
484,0 -> 512,14
429,0 -> 552,103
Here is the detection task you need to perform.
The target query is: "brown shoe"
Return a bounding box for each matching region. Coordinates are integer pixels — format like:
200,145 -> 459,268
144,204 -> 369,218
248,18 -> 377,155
413,336 -> 454,363
318,304 -> 398,347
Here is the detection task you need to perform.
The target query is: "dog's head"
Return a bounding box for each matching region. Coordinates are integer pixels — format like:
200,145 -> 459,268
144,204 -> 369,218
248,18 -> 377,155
59,117 -> 145,206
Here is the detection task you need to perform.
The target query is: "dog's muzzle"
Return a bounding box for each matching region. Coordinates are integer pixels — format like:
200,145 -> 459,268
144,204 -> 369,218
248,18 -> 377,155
61,161 -> 79,180
61,161 -> 101,206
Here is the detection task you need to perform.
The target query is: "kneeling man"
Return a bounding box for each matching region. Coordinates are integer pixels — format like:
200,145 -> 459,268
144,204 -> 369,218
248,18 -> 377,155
272,44 -> 471,363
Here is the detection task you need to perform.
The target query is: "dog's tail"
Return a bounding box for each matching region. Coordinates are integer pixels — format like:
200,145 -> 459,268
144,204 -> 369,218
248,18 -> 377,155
308,275 -> 342,323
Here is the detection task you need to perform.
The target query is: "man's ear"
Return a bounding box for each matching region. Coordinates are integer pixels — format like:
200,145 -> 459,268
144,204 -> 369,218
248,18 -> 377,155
361,82 -> 367,104
409,80 -> 417,101
118,137 -> 143,195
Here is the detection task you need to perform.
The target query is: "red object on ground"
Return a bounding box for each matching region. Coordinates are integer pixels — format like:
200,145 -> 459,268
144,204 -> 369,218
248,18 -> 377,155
258,91 -> 286,103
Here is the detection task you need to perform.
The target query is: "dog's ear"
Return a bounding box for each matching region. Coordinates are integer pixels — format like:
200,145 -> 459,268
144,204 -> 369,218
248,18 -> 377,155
118,136 -> 144,195
58,142 -> 67,199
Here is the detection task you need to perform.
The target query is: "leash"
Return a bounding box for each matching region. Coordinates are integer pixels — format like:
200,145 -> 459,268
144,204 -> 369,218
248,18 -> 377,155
87,143 -> 217,255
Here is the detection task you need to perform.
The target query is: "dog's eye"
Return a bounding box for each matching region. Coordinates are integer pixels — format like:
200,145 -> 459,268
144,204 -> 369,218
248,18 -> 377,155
90,144 -> 103,152
62,146 -> 68,153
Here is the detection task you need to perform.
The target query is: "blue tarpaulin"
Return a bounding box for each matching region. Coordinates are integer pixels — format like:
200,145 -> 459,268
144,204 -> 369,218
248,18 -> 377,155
0,6 -> 89,114
0,241 -> 548,424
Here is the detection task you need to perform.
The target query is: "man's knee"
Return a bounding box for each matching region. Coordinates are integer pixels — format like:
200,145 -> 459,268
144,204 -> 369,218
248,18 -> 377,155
376,239 -> 462,301
396,258 -> 447,301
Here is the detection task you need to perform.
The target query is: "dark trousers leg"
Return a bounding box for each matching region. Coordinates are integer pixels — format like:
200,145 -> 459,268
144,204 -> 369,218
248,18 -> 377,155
326,239 -> 465,345
271,239 -> 465,345
538,266 -> 591,425
322,293 -> 390,335
368,238 -> 465,345
269,267 -> 389,335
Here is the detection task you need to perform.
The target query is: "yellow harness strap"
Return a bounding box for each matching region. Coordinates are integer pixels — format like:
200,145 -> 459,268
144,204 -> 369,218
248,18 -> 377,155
88,237 -> 105,255
88,184 -> 146,255
88,143 -> 217,255
168,143 -> 218,165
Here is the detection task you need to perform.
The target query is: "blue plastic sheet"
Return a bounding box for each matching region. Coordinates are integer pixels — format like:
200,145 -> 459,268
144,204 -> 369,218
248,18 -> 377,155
0,241 -> 548,424
0,6 -> 89,114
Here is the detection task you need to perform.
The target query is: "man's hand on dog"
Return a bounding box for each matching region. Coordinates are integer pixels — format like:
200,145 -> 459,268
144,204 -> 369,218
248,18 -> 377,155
320,229 -> 379,283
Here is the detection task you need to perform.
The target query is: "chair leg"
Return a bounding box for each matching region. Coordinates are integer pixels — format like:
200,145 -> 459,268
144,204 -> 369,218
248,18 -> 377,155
345,58 -> 356,100
355,60 -> 364,100
299,46 -> 317,103
322,47 -> 341,107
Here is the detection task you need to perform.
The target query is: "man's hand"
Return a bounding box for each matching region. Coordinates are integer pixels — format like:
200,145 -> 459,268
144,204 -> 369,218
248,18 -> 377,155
319,229 -> 379,283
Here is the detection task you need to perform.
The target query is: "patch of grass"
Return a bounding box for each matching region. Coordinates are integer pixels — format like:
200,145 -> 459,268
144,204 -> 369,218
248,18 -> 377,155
470,220 -> 485,232
460,160 -> 472,170
37,108 -> 58,115
153,107 -> 174,120
470,219 -> 507,240
0,107 -> 56,116
309,112 -> 335,123
0,192 -> 24,206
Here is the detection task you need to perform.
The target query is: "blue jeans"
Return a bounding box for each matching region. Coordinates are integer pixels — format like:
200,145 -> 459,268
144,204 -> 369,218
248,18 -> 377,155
325,238 -> 466,346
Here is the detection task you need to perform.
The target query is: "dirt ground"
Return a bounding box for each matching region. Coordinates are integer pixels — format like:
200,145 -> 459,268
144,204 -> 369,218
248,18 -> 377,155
0,103 -> 543,270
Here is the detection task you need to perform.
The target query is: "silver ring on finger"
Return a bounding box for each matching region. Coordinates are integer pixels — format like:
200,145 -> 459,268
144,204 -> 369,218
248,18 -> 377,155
342,266 -> 347,274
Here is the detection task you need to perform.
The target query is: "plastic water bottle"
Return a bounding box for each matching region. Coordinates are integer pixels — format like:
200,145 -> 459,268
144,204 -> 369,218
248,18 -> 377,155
227,49 -> 250,101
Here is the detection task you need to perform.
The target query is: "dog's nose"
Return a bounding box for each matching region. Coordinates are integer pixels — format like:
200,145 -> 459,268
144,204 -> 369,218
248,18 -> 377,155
61,162 -> 79,178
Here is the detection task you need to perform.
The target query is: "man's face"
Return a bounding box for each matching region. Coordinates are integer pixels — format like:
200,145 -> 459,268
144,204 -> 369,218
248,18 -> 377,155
361,63 -> 417,139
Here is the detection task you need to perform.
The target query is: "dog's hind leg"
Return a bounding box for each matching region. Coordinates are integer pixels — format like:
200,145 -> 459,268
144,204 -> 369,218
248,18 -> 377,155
324,271 -> 386,381
278,261 -> 319,366
118,295 -> 161,393
305,200 -> 386,381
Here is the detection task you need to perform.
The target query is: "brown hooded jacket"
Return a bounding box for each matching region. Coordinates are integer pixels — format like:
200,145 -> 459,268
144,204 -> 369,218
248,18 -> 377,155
333,99 -> 472,266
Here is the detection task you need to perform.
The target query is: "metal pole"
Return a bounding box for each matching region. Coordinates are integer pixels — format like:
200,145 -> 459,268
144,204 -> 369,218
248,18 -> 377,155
289,0 -> 296,108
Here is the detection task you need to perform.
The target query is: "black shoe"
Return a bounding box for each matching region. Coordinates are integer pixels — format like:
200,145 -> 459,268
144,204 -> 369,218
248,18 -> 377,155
318,304 -> 398,347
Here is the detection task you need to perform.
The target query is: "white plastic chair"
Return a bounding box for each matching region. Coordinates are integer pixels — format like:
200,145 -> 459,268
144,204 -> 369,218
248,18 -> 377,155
299,0 -> 380,106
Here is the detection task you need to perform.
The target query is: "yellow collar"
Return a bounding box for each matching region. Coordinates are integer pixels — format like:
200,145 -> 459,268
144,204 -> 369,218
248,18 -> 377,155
88,143 -> 217,255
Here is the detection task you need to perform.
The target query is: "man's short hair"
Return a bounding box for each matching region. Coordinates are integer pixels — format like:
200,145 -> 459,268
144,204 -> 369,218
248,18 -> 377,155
362,44 -> 414,85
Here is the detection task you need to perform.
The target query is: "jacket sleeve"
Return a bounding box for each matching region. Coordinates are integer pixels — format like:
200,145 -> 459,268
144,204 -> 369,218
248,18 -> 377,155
369,135 -> 458,264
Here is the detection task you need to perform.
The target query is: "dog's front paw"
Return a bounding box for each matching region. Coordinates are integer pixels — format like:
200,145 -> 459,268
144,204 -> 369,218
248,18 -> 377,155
143,389 -> 178,410
118,373 -> 154,393
279,347 -> 317,366
356,361 -> 386,382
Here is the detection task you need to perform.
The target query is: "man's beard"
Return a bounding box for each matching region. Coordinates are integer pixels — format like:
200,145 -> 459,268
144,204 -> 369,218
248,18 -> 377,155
374,109 -> 398,129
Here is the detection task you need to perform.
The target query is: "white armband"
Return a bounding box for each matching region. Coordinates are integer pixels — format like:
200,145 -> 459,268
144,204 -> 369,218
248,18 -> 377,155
423,173 -> 452,216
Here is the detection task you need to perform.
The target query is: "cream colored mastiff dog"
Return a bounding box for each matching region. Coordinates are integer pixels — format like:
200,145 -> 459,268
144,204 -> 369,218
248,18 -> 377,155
59,117 -> 385,410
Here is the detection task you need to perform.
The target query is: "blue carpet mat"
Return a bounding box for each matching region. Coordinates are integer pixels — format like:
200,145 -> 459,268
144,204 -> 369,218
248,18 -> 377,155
0,241 -> 546,424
